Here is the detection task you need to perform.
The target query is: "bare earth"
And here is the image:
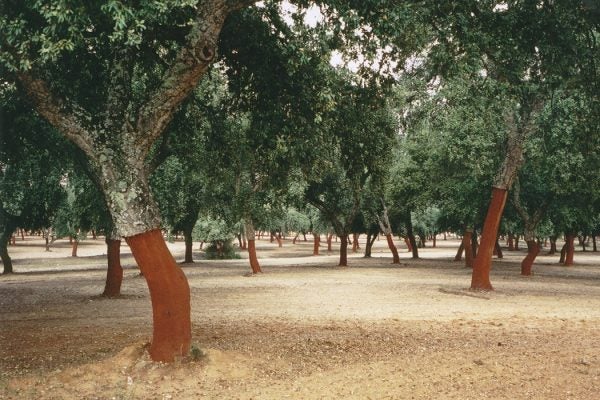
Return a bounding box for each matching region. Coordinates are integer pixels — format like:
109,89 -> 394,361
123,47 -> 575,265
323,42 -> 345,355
1,235 -> 600,399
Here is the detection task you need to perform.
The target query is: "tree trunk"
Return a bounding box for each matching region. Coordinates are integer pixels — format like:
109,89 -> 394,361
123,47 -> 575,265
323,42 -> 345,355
125,229 -> 191,362
454,242 -> 464,261
237,234 -> 242,248
292,233 -> 299,244
507,234 -> 515,251
385,234 -> 400,264
339,234 -> 348,266
559,243 -> 567,263
403,237 -> 412,252
514,235 -> 520,251
406,219 -> 419,259
71,240 -> 79,257
471,188 -> 508,290
548,236 -> 557,255
521,240 -> 539,276
183,227 -> 194,263
494,239 -> 503,259
313,234 -> 320,256
303,233 -> 307,242
580,235 -> 587,252
432,234 -> 437,248
364,233 -> 374,258
327,233 -> 333,251
102,238 -> 123,297
564,234 -> 575,266
471,232 -> 479,258
0,221 -> 16,274
463,230 -> 474,269
352,233 -> 360,252
276,232 -> 283,248
245,220 -> 261,273
593,236 -> 597,252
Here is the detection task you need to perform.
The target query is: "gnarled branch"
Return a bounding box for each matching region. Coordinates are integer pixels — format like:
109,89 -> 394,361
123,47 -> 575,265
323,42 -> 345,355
17,73 -> 98,163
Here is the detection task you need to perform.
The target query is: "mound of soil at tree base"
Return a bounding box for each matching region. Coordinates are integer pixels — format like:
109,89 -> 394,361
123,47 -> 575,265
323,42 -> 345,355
1,236 -> 600,398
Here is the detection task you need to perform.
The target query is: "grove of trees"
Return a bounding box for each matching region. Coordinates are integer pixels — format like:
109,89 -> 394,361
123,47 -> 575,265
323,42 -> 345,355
1,1 -> 598,362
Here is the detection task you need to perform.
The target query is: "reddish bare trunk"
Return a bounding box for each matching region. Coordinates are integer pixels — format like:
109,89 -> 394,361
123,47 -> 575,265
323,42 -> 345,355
339,234 -> 348,266
494,239 -> 503,259
102,239 -> 123,298
549,236 -> 557,255
276,232 -> 283,248
564,234 -> 575,266
520,240 -> 539,276
507,234 -> 515,251
386,233 -> 400,264
313,234 -> 320,256
71,240 -> 78,257
327,233 -> 333,251
454,242 -> 464,261
125,230 -> 191,362
471,188 -> 508,290
352,233 -> 360,252
404,237 -> 412,252
247,240 -> 262,273
183,228 -> 194,263
463,230 -> 474,269
432,235 -> 437,248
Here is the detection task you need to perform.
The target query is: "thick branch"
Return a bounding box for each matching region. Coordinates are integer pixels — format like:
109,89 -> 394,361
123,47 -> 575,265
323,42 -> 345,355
17,73 -> 98,163
135,0 -> 258,155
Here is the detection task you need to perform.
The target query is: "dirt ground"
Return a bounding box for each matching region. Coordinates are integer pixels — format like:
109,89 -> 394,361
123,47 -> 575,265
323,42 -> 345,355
1,235 -> 600,399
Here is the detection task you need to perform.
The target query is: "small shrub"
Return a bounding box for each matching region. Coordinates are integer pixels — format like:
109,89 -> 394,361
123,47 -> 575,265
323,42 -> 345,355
204,240 -> 240,259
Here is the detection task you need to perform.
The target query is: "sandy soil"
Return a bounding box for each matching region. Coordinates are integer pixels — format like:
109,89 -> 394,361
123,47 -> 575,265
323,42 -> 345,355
1,235 -> 600,399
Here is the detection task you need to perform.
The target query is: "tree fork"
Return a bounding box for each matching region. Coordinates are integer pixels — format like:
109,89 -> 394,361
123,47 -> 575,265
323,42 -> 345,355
125,230 -> 191,362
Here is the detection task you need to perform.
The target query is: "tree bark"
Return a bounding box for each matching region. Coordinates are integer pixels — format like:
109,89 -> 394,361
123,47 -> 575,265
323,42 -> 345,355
549,236 -> 557,255
564,234 -> 575,266
593,236 -> 597,252
292,233 -> 299,244
183,227 -> 194,263
507,234 -> 515,251
471,188 -> 508,290
403,237 -> 412,252
454,242 -> 464,261
352,233 -> 360,252
313,234 -> 320,256
276,232 -> 282,248
494,239 -> 503,259
463,229 -> 474,269
339,234 -> 348,266
327,233 -> 333,251
0,220 -> 16,274
364,233 -> 377,258
514,235 -> 520,250
71,240 -> 79,257
385,234 -> 400,264
406,218 -> 419,259
521,240 -> 540,276
102,238 -> 123,298
125,229 -> 191,362
245,220 -> 261,274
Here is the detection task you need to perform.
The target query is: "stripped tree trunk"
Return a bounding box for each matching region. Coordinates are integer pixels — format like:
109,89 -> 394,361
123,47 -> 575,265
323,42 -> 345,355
126,230 -> 190,361
352,233 -> 360,252
339,234 -> 349,266
471,98 -> 543,290
245,219 -> 262,274
521,239 -> 540,276
564,233 -> 575,266
313,233 -> 320,256
71,240 -> 79,257
403,237 -> 412,252
464,229 -> 474,269
454,242 -> 464,261
0,215 -> 17,274
507,234 -> 515,251
183,226 -> 194,263
377,201 -> 400,264
327,233 -> 333,251
494,239 -> 503,259
102,237 -> 123,297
